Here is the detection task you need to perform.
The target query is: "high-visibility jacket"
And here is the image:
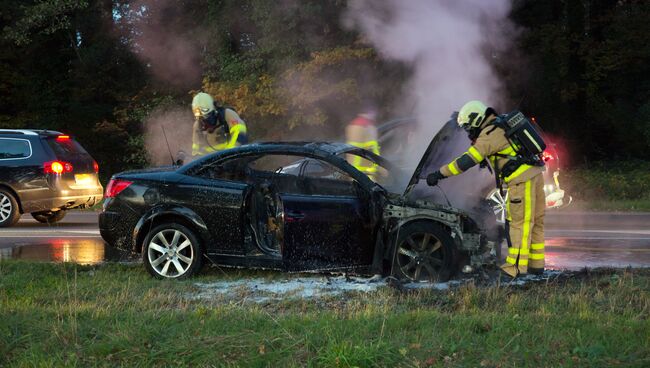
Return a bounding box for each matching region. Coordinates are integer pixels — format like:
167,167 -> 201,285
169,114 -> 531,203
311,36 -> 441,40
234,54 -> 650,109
439,116 -> 543,184
192,108 -> 248,156
345,115 -> 380,176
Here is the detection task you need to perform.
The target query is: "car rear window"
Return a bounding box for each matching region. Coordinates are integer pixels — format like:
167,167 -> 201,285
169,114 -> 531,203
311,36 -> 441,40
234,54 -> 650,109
46,138 -> 91,159
0,138 -> 32,159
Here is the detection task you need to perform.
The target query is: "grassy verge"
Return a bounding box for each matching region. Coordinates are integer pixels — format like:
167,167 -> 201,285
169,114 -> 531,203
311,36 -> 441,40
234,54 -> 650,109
561,161 -> 650,212
1,261 -> 648,367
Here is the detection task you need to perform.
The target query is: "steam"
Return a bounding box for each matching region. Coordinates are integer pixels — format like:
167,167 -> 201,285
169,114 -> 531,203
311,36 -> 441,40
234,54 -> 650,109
143,106 -> 194,166
345,0 -> 512,132
345,0 -> 515,209
121,0 -> 204,88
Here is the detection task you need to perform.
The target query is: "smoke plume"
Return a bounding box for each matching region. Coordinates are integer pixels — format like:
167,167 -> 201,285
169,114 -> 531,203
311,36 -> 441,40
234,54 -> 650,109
345,0 -> 514,145
143,106 -> 194,166
344,0 -> 516,209
121,0 -> 204,89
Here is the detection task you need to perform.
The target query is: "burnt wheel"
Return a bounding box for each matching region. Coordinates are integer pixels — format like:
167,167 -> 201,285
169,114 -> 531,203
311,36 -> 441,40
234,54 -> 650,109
393,222 -> 455,282
32,210 -> 67,224
0,189 -> 20,228
142,223 -> 203,279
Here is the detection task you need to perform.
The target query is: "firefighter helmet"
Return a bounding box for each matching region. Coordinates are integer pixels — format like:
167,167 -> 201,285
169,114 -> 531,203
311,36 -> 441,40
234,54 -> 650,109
457,100 -> 488,130
191,92 -> 215,119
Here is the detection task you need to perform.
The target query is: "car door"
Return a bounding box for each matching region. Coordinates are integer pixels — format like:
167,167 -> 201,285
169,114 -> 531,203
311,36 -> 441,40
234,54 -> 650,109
281,158 -> 375,271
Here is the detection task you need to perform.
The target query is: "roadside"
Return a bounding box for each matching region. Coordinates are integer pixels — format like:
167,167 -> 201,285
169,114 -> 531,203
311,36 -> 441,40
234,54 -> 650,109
0,261 -> 648,367
562,161 -> 650,212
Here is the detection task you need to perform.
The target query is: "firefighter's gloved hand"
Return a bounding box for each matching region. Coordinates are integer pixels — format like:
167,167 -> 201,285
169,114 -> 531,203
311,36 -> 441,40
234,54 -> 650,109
426,171 -> 445,186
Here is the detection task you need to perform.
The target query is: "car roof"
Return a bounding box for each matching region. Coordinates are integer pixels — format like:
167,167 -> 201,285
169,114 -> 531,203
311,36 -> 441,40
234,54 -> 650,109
0,129 -> 63,136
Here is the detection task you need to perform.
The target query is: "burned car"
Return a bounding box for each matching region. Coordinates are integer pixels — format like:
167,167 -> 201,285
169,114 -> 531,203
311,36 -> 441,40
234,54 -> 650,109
99,138 -> 500,280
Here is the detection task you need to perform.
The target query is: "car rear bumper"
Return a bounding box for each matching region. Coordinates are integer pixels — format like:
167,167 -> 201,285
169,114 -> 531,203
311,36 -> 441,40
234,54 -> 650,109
22,187 -> 104,213
99,210 -> 135,251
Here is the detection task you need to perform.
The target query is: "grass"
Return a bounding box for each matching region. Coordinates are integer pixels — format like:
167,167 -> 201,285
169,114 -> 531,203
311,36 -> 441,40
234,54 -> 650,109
561,161 -> 650,212
1,261 -> 648,367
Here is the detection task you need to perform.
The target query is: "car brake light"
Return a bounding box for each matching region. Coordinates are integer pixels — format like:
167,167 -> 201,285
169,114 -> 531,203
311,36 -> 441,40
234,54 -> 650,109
105,179 -> 132,198
56,135 -> 70,141
44,161 -> 73,174
542,150 -> 554,162
93,160 -> 99,173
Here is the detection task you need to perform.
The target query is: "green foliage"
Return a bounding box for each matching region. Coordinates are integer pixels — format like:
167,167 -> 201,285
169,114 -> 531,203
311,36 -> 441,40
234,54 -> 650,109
509,0 -> 650,160
564,161 -> 650,202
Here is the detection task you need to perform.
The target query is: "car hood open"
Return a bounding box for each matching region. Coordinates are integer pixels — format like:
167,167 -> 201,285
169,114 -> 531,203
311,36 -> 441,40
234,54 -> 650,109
401,117 -> 495,216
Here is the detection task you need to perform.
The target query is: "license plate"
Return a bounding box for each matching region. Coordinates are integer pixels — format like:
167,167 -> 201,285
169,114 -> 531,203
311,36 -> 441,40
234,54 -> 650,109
74,174 -> 94,186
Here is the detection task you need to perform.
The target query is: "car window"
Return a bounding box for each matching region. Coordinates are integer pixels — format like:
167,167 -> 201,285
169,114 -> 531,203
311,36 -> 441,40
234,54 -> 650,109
45,138 -> 91,160
194,156 -> 253,181
0,138 -> 32,159
302,159 -> 352,181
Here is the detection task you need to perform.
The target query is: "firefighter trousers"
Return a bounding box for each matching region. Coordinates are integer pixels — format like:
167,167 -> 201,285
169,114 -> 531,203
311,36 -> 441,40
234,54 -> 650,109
501,174 -> 545,277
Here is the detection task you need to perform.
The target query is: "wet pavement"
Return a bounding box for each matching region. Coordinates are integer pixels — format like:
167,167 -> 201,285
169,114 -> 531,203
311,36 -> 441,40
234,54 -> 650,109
0,210 -> 649,270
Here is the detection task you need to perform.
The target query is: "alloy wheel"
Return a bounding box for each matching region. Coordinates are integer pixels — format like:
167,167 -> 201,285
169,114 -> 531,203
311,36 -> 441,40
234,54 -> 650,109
147,229 -> 195,278
486,188 -> 508,224
0,193 -> 12,222
396,232 -> 446,281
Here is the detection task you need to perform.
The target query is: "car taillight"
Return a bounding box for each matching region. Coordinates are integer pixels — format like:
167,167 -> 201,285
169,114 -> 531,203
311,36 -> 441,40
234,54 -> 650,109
105,179 -> 132,198
44,161 -> 73,174
56,135 -> 70,141
93,160 -> 99,173
542,150 -> 554,162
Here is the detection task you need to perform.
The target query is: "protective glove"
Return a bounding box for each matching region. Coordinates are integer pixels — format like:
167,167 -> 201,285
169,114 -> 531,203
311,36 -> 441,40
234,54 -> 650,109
426,171 -> 446,186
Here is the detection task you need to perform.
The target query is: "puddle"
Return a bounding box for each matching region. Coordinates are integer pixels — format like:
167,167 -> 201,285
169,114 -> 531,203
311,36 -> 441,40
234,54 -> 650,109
0,238 -> 131,265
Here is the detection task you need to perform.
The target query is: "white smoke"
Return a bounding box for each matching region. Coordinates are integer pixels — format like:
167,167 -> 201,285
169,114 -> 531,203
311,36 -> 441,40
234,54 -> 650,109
143,106 -> 194,166
345,0 -> 514,148
345,0 -> 515,210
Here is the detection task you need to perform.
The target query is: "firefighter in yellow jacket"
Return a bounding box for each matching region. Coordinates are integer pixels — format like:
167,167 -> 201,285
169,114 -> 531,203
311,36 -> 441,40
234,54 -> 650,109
191,92 -> 248,157
426,101 -> 545,278
345,109 -> 381,180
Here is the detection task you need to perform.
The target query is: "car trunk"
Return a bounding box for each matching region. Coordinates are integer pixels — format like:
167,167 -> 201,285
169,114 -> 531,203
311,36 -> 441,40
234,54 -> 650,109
43,136 -> 101,190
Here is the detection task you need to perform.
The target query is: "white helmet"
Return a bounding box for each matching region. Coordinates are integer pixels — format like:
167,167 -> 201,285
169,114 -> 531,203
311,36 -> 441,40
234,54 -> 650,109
457,100 -> 488,130
191,92 -> 215,119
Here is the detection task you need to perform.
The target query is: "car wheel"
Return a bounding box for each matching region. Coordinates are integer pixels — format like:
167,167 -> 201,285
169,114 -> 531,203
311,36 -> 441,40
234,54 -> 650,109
0,189 -> 21,228
486,188 -> 508,224
142,223 -> 203,279
31,211 -> 67,224
393,221 -> 456,282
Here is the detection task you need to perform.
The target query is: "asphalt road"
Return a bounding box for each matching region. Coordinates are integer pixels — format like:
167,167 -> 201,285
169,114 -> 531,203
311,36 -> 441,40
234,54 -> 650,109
1,211 -> 649,270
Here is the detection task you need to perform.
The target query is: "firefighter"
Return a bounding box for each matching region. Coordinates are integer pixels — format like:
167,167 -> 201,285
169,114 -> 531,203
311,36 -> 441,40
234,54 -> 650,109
426,101 -> 545,278
345,108 -> 381,180
191,92 -> 248,157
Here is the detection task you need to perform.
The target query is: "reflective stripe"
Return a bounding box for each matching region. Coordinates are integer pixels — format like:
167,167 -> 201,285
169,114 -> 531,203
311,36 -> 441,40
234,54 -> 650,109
509,247 -> 529,256
505,164 -> 533,183
498,145 -> 516,155
468,146 -> 484,162
506,256 -> 517,265
519,259 -> 528,266
347,140 -> 381,174
448,162 -> 460,175
227,124 -> 247,149
530,254 -> 545,260
521,180 -> 532,255
531,243 -> 545,250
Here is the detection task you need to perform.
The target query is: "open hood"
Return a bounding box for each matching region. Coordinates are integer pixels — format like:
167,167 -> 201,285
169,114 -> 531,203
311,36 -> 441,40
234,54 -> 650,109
402,117 -> 495,215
